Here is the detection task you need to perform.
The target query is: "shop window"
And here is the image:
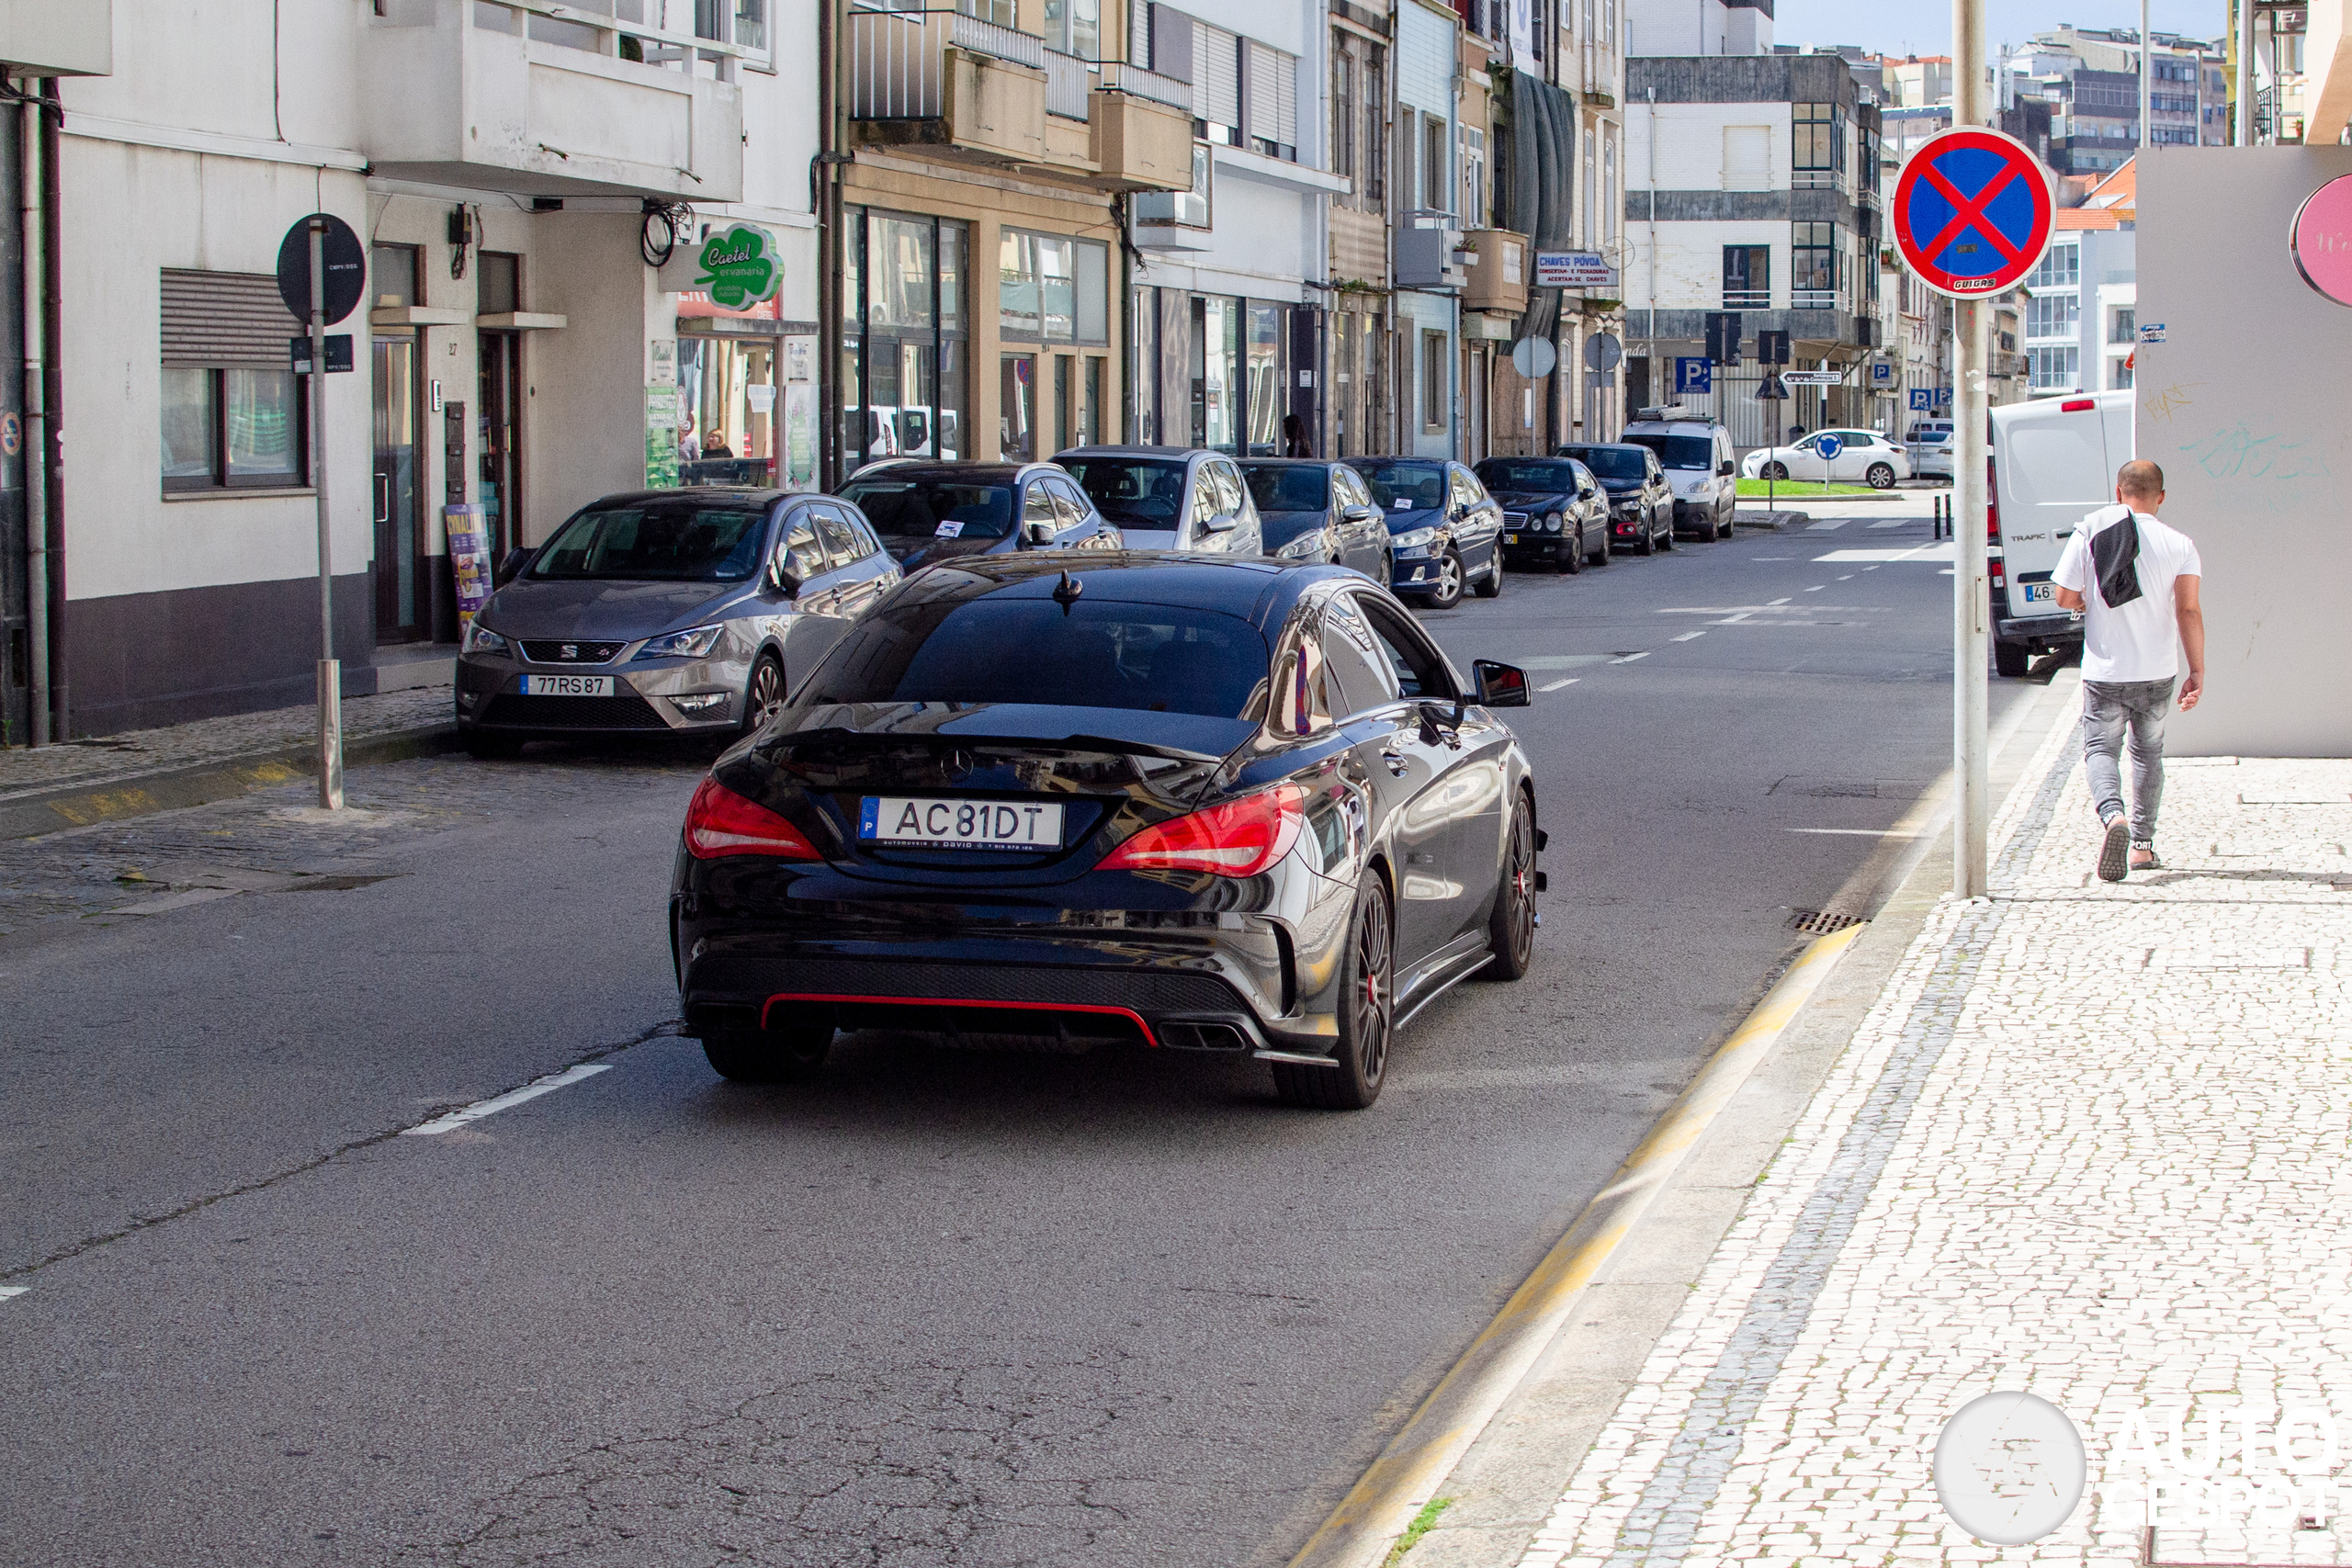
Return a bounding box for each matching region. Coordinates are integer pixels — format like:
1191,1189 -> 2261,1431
677,336 -> 780,485
1082,356 -> 1103,446
1246,305 -> 1282,456
842,207 -> 969,470
999,229 -> 1110,344
1001,355 -> 1037,460
159,269 -> 309,493
1198,298 -> 1241,454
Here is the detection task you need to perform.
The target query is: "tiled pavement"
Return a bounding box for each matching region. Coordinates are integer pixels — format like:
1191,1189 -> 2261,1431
1513,716 -> 2352,1566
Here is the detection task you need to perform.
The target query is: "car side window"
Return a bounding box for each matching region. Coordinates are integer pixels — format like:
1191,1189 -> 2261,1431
811,506 -> 865,570
1319,596 -> 1404,716
1356,595 -> 1450,701
1212,462 -> 1245,516
1023,482 -> 1059,536
778,513 -> 828,583
1340,468 -> 1371,509
852,518 -> 886,558
1045,479 -> 1089,531
1188,468 -> 1220,528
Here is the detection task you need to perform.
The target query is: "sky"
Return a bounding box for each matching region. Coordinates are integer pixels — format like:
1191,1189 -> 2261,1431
1772,0 -> 2229,60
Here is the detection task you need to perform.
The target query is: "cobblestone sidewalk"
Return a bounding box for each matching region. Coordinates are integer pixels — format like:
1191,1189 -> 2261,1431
1515,717 -> 2352,1566
0,686 -> 450,802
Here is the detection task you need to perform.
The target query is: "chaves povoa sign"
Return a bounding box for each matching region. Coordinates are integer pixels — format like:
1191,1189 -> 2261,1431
692,224 -> 783,311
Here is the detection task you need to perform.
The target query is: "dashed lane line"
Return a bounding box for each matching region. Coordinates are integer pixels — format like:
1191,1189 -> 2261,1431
0,1286 -> 27,1303
402,1064 -> 614,1136
1539,678 -> 1579,693
1788,827 -> 1926,838
1610,652 -> 1650,665
1670,632 -> 1705,643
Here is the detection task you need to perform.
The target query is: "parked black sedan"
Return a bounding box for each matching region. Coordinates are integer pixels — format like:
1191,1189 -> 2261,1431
671,553 -> 1542,1110
1238,458 -> 1391,578
836,461 -> 1122,572
1556,443 -> 1675,556
1344,458 -> 1508,608
1473,457 -> 1611,574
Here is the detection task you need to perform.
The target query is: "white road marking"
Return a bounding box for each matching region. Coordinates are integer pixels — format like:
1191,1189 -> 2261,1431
1539,677 -> 1579,692
1805,518 -> 1849,531
1516,654 -> 1612,670
1804,585 -> 1826,592
403,1064 -> 612,1136
1788,828 -> 1925,838
1753,556 -> 1793,560
1868,519 -> 1910,529
1768,596 -> 1791,605
1838,574 -> 1854,581
1812,543 -> 1957,563
1671,631 -> 1706,642
0,1286 -> 26,1303
1611,652 -> 1650,664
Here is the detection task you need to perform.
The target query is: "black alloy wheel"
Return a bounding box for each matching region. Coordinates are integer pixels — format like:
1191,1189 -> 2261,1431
1560,525 -> 1583,574
1657,509 -> 1676,551
462,728 -> 525,761
1481,795 -> 1537,981
1273,876 -> 1395,1110
1866,462 -> 1897,490
1591,524 -> 1611,566
1421,547 -> 1465,609
1473,549 -> 1504,597
742,653 -> 786,735
703,1020 -> 835,1084
1762,461 -> 1789,479
1634,516 -> 1656,556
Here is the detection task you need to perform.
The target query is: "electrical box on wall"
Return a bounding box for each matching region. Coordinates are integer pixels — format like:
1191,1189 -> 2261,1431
444,402 -> 467,507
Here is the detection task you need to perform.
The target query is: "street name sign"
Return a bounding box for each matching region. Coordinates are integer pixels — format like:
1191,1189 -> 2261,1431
1780,369 -> 1842,386
1892,127 -> 2054,299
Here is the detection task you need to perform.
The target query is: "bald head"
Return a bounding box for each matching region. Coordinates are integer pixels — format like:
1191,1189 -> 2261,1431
2117,460 -> 2165,509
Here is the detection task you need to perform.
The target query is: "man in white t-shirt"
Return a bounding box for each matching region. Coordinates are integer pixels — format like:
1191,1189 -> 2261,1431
2052,459 -> 2206,881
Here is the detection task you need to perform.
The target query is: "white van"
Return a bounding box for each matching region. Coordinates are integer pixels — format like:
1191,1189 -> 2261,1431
1987,389 -> 2132,676
1621,408 -> 1737,540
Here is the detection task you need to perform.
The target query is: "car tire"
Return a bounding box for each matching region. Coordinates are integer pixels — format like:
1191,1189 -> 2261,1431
1272,875 -> 1394,1110
1634,520 -> 1655,556
1762,461 -> 1789,480
1420,547 -> 1465,609
1560,527 -> 1582,575
741,652 -> 786,736
1480,793 -> 1537,982
703,1020 -> 834,1084
1657,512 -> 1676,551
1591,527 -> 1611,566
461,729 -> 525,761
1867,463 -> 1896,491
1717,502 -> 1736,541
1473,550 -> 1504,597
1995,640 -> 2031,678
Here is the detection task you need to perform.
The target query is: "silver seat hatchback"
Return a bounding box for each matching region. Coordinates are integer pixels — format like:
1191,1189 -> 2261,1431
455,489 -> 899,757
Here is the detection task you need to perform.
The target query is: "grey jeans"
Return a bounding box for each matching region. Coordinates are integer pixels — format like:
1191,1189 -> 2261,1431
2083,677 -> 2177,844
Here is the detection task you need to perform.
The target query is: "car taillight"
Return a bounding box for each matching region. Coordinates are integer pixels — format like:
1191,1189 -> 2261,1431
684,776 -> 822,861
1098,784 -> 1306,878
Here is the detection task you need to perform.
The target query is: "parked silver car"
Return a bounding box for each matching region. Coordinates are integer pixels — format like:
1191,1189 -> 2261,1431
455,489 -> 899,757
1053,446 -> 1265,556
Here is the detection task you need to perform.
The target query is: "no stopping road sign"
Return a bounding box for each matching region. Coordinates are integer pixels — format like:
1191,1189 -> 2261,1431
1892,127 -> 2053,299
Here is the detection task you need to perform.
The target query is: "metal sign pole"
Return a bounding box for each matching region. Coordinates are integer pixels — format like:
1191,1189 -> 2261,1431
1953,0 -> 1990,897
309,217 -> 342,811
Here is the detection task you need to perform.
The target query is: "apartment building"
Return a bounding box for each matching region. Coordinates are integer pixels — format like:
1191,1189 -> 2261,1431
2239,1 -> 2312,143
2007,26 -> 2229,175
1621,51 -> 1883,447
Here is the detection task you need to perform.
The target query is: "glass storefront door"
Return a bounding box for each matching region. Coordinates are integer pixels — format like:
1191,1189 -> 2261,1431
478,331 -> 522,558
1000,354 -> 1036,460
841,209 -> 968,472
371,334 -> 422,643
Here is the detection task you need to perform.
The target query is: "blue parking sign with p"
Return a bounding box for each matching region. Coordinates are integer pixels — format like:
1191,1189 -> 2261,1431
1909,389 -> 1931,410
1675,356 -> 1712,395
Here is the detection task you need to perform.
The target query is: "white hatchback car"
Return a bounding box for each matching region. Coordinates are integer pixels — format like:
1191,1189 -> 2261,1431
1741,428 -> 1913,489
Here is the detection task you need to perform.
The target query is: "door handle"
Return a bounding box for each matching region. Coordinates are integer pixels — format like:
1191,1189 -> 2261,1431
1380,750 -> 1409,777
374,472 -> 390,525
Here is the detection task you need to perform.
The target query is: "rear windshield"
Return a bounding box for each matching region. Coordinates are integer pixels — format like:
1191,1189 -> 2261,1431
1348,462 -> 1446,511
1241,464 -> 1329,513
1559,447 -> 1646,482
1623,434 -> 1713,470
1061,458 -> 1191,527
840,479 -> 1015,540
1475,460 -> 1584,492
804,597 -> 1270,719
530,503 -> 768,581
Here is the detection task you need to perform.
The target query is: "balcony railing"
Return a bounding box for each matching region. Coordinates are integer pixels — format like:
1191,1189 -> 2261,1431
848,6 -> 1046,118
1101,62 -> 1191,112
1792,169 -> 1845,192
1792,288 -> 1838,310
470,0 -> 765,74
1722,289 -> 1770,309
1046,49 -> 1092,121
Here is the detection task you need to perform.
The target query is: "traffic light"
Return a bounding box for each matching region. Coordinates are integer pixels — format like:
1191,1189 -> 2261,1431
1756,330 -> 1792,366
1704,311 -> 1741,366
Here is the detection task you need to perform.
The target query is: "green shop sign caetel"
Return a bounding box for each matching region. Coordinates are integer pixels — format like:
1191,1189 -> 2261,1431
694,224 -> 782,311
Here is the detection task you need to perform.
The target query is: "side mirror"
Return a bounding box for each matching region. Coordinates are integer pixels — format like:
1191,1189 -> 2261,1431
1472,659 -> 1530,709
1022,519 -> 1057,545
493,546 -> 537,587
1340,504 -> 1382,526
1201,512 -> 1238,533
1717,461 -> 1736,477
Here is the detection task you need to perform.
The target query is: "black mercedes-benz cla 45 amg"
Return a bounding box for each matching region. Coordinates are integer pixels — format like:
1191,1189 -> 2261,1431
669,552 -> 1543,1109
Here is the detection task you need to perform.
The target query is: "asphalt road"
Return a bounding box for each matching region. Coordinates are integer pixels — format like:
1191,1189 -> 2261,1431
0,499 -> 2046,1568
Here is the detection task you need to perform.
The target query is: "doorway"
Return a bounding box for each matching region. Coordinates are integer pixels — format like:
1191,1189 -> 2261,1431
371,333 -> 423,643
479,331 -> 523,558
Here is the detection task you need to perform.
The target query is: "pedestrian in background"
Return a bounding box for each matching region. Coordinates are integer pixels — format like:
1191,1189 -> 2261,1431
2052,458 -> 2205,881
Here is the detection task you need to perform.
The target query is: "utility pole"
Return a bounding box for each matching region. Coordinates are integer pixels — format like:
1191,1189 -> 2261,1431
308,217 -> 342,811
2235,0 -> 2256,145
1952,0 -> 1990,897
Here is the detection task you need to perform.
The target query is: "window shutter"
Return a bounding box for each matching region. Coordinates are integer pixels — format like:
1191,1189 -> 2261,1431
1275,47 -> 1296,149
1131,0 -> 1150,65
1246,39 -> 1280,143
1150,3 -> 1192,80
1193,20 -> 1238,130
161,270 -> 292,369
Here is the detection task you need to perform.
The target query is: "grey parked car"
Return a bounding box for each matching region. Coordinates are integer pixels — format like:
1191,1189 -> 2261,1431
1053,445 -> 1265,557
835,460 -> 1122,572
1238,458 -> 1392,579
456,489 -> 898,757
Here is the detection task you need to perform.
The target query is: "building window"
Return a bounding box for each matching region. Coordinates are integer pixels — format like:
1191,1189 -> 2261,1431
1792,222 -> 1838,307
1042,0 -> 1099,58
2028,345 -> 2080,389
1723,243 -> 1769,308
1422,328 -> 1447,430
1461,126 -> 1487,228
2026,242 -> 2079,290
842,209 -> 970,468
1135,142 -> 1212,227
159,268 -> 309,493
1793,101 -> 1841,186
2025,292 -> 2079,340
1332,49 -> 1354,181
1242,38 -> 1298,160
2110,307 -> 2136,344
1425,116 -> 1448,211
1000,229 -> 1110,344
1363,45 -> 1385,202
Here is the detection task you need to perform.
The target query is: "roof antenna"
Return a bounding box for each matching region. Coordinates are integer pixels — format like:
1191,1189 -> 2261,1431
1052,569 -> 1083,613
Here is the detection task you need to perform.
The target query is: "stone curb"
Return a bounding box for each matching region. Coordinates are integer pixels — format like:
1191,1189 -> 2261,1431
0,723 -> 462,842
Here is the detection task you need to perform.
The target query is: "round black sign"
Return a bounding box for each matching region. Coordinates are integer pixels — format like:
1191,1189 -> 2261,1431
276,212 -> 367,325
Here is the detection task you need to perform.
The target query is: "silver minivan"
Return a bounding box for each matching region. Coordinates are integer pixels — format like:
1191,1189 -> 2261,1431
1053,446 -> 1266,557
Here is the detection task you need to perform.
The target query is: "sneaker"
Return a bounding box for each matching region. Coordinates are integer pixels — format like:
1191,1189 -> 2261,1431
2097,817 -> 2131,882
2132,843 -> 2161,871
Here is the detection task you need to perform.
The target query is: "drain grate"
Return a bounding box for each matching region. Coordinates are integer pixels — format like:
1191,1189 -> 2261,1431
1787,908 -> 1864,935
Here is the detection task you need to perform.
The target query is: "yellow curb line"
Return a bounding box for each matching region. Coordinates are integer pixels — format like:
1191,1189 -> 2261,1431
1285,919 -> 1869,1568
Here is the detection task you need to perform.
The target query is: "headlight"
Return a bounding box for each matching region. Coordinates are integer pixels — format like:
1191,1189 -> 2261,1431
1391,526 -> 1438,551
460,620 -> 508,656
1543,512 -> 1563,533
1611,498 -> 1637,515
634,624 -> 725,661
1275,531 -> 1328,560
